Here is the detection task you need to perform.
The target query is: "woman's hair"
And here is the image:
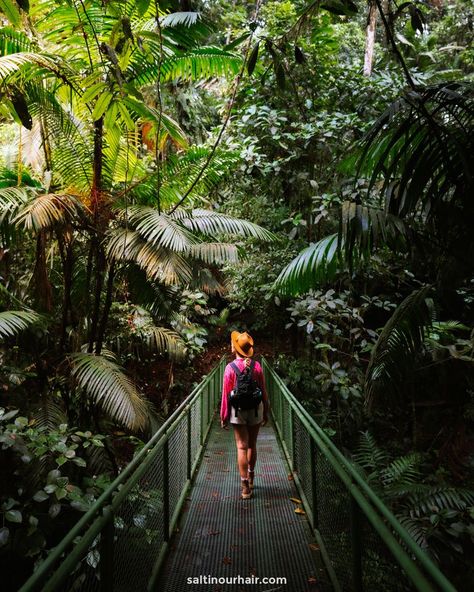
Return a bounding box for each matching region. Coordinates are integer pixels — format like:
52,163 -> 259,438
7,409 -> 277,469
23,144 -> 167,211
244,357 -> 251,368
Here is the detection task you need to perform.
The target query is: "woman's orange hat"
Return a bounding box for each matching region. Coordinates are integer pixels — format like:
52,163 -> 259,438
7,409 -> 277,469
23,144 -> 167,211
231,331 -> 254,358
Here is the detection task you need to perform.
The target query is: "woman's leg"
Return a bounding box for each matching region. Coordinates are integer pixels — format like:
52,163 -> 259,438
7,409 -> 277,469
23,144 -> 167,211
247,423 -> 261,471
232,424 -> 249,478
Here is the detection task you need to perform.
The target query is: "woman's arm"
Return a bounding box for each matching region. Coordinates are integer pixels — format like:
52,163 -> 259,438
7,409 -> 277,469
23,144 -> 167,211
255,362 -> 270,418
220,365 -> 234,426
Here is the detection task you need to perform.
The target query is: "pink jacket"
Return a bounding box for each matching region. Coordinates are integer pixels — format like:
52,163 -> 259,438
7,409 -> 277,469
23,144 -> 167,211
220,358 -> 269,423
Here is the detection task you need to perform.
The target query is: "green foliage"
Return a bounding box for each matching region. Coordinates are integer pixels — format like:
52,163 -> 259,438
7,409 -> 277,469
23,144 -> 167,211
0,408 -> 113,561
354,431 -> 474,562
106,302 -> 187,361
365,286 -> 434,408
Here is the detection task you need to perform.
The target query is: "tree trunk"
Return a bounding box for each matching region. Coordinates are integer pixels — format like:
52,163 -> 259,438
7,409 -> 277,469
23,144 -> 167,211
363,1 -> 378,77
33,230 -> 53,312
96,262 -> 115,355
88,116 -> 105,353
58,227 -> 75,352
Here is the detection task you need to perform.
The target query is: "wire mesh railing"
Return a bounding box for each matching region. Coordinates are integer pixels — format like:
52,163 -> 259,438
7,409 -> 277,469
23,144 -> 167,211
262,358 -> 457,592
19,356 -> 458,592
19,358 -> 225,592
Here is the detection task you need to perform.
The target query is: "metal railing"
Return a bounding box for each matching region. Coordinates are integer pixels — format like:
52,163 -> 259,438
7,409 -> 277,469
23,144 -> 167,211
19,358 -> 225,592
262,358 -> 457,592
20,357 -> 458,592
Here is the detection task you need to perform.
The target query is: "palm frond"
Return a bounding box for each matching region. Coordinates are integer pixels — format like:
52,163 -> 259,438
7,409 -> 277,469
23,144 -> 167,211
128,206 -> 200,252
161,11 -> 201,28
0,186 -> 31,225
274,203 -> 408,296
106,228 -> 193,285
70,353 -> 150,431
130,46 -> 241,85
122,97 -> 188,150
31,397 -> 67,431
0,310 -> 42,339
365,286 -> 434,409
0,52 -> 77,88
357,82 -> 474,223
161,47 -> 241,81
188,242 -> 239,264
273,234 -> 340,296
14,193 -> 87,231
143,326 -> 187,361
0,27 -> 35,54
176,208 -> 276,241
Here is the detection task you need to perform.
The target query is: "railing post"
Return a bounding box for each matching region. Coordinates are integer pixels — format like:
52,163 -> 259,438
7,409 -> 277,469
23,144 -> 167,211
206,381 -> 214,428
350,493 -> 363,592
163,438 -> 170,542
289,406 -> 294,470
186,408 -> 192,479
310,437 -> 319,530
200,389 -> 204,444
278,375 -> 283,430
100,507 -> 114,592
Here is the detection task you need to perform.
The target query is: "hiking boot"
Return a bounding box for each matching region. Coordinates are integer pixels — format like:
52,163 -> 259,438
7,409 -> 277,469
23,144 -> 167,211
248,469 -> 255,489
241,478 -> 252,499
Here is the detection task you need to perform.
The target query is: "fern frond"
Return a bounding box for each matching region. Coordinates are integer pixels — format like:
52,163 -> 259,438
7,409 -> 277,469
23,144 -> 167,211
406,486 -> 474,516
353,431 -> 389,471
398,515 -> 429,550
381,453 -> 423,489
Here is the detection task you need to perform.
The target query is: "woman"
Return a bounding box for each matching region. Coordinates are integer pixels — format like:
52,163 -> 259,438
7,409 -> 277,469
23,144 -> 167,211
220,331 -> 269,499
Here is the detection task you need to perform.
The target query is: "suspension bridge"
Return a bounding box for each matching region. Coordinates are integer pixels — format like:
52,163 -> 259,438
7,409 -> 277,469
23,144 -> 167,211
19,359 -> 457,592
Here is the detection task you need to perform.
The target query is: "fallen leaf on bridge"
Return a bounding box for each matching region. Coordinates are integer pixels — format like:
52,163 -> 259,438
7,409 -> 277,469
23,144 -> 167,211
294,507 -> 306,515
290,497 -> 302,504
222,556 -> 232,564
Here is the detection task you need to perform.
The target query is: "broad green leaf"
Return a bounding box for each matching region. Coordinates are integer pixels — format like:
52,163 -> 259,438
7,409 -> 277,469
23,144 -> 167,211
0,0 -> 21,26
92,91 -> 113,121
5,509 -> 22,523
33,490 -> 49,503
0,527 -> 9,546
82,81 -> 107,103
247,42 -> 259,75
117,102 -> 135,130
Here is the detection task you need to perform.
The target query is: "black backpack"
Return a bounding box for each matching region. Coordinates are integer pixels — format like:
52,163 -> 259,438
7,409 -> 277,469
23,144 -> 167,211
229,360 -> 263,417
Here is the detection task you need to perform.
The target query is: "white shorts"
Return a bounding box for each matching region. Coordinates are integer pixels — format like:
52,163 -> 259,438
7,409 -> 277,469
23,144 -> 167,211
229,401 -> 264,426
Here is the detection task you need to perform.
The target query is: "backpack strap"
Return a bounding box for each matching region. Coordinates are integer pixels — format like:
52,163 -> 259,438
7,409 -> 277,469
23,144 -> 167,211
249,359 -> 256,374
230,362 -> 241,376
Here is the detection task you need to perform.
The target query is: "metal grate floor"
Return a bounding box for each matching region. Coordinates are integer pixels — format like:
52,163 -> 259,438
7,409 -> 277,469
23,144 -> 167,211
155,416 -> 327,592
